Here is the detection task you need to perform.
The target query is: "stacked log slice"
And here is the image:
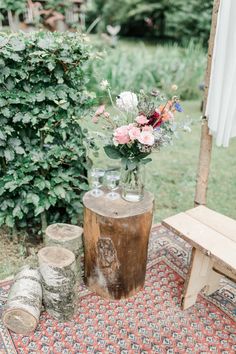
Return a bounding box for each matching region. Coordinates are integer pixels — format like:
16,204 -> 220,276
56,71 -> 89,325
2,266 -> 42,335
38,246 -> 76,321
45,223 -> 84,278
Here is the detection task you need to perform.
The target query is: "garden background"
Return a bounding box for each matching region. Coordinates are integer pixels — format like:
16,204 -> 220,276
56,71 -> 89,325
0,0 -> 235,279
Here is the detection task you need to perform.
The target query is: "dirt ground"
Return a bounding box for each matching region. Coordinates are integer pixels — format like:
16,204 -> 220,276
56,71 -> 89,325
0,228 -> 42,280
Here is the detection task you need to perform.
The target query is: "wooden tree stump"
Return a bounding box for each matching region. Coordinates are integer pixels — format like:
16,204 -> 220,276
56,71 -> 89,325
83,190 -> 154,299
38,246 -> 76,321
45,223 -> 84,279
2,266 -> 42,335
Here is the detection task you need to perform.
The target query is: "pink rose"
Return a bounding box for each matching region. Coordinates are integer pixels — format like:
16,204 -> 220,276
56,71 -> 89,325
135,114 -> 149,125
138,131 -> 155,146
129,126 -> 141,141
113,125 -> 131,144
127,123 -> 135,129
142,125 -> 154,132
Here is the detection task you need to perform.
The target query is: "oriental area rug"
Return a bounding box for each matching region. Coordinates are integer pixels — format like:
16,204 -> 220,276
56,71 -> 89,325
0,225 -> 235,353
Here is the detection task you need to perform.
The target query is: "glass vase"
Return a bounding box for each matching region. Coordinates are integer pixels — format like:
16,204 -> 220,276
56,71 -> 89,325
121,163 -> 145,202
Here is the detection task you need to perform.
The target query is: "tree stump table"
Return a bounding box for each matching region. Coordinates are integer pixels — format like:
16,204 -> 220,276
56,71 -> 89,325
83,190 -> 154,299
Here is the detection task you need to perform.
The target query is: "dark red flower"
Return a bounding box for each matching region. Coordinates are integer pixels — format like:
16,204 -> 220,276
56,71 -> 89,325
148,111 -> 162,128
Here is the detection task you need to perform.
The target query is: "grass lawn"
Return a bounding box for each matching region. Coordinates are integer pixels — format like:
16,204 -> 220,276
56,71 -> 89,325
87,100 -> 236,223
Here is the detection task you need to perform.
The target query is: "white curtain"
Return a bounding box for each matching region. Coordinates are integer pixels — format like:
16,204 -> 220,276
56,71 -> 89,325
206,0 -> 236,147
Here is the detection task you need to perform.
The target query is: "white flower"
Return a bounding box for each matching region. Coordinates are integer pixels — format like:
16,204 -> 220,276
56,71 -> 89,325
116,91 -> 138,112
100,80 -> 109,91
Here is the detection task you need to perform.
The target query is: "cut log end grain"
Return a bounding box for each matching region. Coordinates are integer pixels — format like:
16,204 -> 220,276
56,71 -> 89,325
46,223 -> 83,241
2,266 -> 42,335
3,309 -> 37,335
45,223 -> 83,258
38,246 -> 75,268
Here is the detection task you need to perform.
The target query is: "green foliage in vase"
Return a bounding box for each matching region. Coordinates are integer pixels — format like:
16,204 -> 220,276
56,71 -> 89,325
0,31 -> 94,235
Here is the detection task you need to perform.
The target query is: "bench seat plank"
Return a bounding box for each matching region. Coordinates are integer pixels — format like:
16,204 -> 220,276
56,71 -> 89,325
163,212 -> 236,273
186,206 -> 236,242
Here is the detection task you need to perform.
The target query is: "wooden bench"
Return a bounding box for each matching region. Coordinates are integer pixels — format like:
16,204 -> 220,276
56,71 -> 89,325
162,206 -> 236,309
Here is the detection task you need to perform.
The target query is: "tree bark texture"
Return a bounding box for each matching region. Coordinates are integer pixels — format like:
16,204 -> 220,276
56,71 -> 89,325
2,266 -> 42,335
83,191 -> 154,299
45,223 -> 84,280
38,246 -> 77,321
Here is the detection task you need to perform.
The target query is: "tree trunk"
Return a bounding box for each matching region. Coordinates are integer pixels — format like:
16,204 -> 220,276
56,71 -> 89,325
83,190 -> 154,299
45,223 -> 84,279
2,266 -> 42,335
194,0 -> 221,206
38,246 -> 76,321
7,11 -> 20,32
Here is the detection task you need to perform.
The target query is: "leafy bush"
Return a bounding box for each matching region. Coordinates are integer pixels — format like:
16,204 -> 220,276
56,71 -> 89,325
0,31 -> 93,235
0,0 -> 27,14
0,0 -> 27,27
167,0 -> 214,46
86,0 -> 213,45
0,0 -> 67,14
87,39 -> 206,101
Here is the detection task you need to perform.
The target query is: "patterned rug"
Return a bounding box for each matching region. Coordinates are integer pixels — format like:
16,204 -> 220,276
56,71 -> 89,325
0,225 -> 235,353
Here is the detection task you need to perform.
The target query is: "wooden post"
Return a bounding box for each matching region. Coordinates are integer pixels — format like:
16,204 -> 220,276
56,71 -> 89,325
38,246 -> 77,321
194,0 -> 221,206
2,266 -> 42,335
83,190 -> 154,299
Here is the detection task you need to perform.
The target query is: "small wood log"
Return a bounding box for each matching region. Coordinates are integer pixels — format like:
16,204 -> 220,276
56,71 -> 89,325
38,246 -> 76,321
83,190 -> 154,299
2,266 -> 42,335
45,223 -> 83,258
45,223 -> 84,279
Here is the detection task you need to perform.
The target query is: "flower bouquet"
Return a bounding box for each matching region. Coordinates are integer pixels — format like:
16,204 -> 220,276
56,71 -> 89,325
92,82 -> 186,202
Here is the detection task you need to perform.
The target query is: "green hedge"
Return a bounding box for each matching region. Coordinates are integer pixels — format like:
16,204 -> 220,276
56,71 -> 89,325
0,31 -> 93,236
0,0 -> 27,14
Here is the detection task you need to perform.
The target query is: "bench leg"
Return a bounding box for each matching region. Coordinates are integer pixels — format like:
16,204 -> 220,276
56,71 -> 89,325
204,268 -> 222,296
182,248 -> 221,310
